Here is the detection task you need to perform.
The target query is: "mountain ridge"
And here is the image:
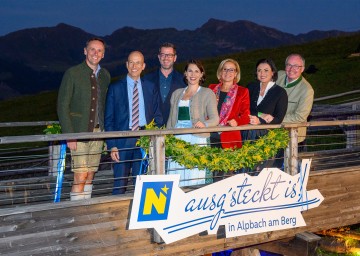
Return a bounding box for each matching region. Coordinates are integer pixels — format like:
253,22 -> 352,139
0,18 -> 358,100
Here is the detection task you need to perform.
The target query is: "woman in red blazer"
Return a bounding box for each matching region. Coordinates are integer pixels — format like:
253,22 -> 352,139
209,58 -> 250,150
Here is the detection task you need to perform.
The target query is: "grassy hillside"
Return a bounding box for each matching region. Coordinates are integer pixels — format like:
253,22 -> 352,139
0,33 -> 359,135
198,33 -> 360,99
0,91 -> 58,136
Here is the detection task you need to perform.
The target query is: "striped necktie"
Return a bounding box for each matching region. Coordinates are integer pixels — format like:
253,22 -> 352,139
131,80 -> 139,131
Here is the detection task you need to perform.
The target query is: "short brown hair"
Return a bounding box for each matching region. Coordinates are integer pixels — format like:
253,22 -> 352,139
159,42 -> 177,55
86,37 -> 106,48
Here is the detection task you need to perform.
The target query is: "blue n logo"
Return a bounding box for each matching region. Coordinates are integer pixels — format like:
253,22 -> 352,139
138,181 -> 173,221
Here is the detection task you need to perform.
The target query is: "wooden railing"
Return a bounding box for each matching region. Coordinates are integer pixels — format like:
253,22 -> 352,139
0,120 -> 360,255
1,120 -> 360,174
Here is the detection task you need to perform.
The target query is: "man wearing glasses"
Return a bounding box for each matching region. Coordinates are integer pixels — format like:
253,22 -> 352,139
144,42 -> 186,124
277,53 -> 314,145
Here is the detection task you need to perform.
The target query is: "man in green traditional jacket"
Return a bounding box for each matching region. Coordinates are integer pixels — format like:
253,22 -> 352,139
277,54 -> 314,144
57,38 -> 111,201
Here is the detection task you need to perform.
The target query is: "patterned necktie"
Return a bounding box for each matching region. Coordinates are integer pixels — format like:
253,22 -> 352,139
131,80 -> 139,131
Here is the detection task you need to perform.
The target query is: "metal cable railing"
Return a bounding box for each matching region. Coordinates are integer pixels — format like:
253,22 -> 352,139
0,119 -> 359,208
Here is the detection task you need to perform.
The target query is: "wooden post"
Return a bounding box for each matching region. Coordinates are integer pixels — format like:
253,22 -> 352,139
148,137 -> 155,176
48,142 -> 53,176
48,142 -> 59,176
355,103 -> 360,148
285,127 -> 299,175
295,231 -> 321,255
150,135 -> 166,243
346,103 -> 360,148
153,135 -> 166,175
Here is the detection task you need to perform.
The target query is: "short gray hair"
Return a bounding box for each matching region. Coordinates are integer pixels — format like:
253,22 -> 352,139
285,53 -> 305,66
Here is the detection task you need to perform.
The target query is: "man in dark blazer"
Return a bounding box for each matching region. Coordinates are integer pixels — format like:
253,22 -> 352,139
144,42 -> 186,124
105,51 -> 163,194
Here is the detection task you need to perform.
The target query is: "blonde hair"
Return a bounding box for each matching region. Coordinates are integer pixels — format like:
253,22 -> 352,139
216,58 -> 241,83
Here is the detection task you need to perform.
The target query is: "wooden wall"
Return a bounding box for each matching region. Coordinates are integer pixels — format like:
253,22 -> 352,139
1,166 -> 360,256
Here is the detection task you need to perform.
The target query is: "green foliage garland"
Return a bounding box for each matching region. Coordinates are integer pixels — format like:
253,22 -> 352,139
43,123 -> 62,134
137,121 -> 289,172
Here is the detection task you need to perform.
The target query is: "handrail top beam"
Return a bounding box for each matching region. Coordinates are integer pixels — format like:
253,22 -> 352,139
0,120 -> 360,144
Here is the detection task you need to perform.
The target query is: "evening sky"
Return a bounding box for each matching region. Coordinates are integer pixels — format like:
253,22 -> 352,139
0,0 -> 359,36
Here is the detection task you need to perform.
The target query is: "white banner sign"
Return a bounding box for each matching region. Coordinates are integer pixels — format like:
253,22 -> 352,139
129,159 -> 323,244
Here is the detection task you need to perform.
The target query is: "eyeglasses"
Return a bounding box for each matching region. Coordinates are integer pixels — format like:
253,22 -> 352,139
222,68 -> 236,73
159,53 -> 175,58
285,64 -> 303,71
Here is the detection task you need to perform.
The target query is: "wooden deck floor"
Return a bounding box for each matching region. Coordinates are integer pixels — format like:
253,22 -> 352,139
0,166 -> 359,255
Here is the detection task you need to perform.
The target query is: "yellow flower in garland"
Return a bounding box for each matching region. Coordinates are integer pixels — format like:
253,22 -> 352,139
199,155 -> 208,165
137,121 -> 289,172
136,119 -> 163,154
267,129 -> 277,139
43,123 -> 62,134
263,146 -> 271,154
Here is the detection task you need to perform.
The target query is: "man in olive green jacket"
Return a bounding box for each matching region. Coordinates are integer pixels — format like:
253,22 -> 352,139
57,38 -> 111,200
277,54 -> 314,144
